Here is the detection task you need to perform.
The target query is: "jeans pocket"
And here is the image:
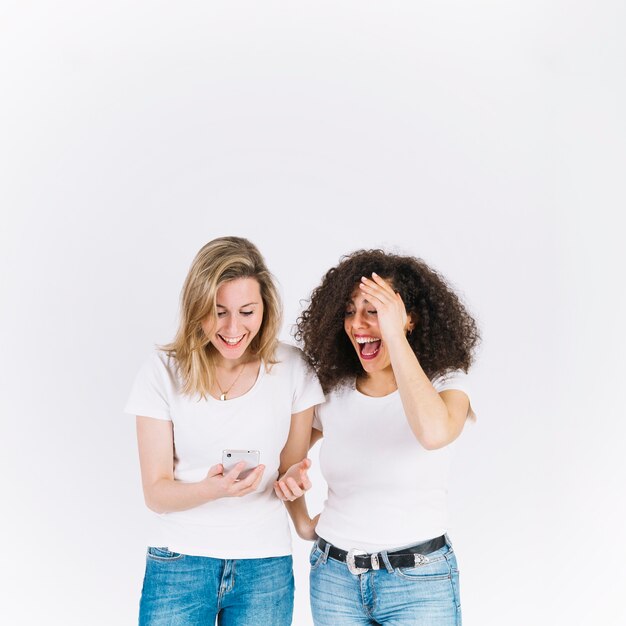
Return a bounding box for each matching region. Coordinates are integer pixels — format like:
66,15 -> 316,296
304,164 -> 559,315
394,555 -> 451,581
446,553 -> 462,610
309,543 -> 325,570
146,546 -> 184,561
445,549 -> 459,574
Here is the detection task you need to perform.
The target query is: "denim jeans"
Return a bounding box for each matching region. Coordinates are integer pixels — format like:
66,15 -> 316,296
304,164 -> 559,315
139,547 -> 294,625
309,538 -> 461,625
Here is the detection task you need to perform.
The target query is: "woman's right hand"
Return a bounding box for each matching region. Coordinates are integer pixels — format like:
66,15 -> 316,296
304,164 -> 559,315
203,462 -> 265,500
296,513 -> 320,541
274,458 -> 313,502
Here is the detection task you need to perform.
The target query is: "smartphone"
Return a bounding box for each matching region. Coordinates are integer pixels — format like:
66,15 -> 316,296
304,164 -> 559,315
222,449 -> 260,479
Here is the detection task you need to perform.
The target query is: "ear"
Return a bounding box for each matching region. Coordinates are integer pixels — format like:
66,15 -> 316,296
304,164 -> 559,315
406,312 -> 417,334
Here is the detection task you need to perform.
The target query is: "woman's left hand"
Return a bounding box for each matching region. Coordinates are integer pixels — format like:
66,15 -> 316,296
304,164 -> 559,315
359,273 -> 410,342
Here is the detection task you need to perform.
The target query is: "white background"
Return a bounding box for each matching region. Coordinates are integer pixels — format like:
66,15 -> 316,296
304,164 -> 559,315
1,1 -> 624,625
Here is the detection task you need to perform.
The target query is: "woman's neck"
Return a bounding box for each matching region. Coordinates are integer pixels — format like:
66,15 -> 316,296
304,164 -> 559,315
214,353 -> 257,372
356,367 -> 398,397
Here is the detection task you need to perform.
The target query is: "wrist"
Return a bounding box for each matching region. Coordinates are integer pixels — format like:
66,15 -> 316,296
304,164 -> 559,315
200,477 -> 218,503
383,331 -> 409,349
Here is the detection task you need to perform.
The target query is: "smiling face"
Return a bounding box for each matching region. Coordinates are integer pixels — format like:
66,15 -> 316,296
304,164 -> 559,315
344,285 -> 393,375
201,277 -> 264,363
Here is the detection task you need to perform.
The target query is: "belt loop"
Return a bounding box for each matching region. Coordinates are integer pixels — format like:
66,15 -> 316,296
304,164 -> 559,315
321,539 -> 330,564
370,553 -> 380,571
444,533 -> 453,549
379,550 -> 394,573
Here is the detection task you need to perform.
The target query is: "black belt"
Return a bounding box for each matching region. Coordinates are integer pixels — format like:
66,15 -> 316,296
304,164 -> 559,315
317,535 -> 447,575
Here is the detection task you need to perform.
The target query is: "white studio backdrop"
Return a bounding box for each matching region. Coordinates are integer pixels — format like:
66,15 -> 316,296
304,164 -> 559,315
1,1 -> 624,625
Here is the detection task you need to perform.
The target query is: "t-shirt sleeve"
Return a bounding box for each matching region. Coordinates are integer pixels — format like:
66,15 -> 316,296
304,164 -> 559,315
290,348 -> 325,415
312,404 -> 323,431
432,369 -> 475,419
124,351 -> 173,421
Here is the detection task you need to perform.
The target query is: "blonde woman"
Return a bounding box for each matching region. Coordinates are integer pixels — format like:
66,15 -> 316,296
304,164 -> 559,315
125,237 -> 324,625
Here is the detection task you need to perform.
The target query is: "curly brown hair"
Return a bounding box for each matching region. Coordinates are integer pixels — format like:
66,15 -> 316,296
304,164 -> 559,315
295,249 -> 480,394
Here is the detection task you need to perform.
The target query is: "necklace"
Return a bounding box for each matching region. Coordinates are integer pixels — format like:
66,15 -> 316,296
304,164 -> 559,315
216,362 -> 247,401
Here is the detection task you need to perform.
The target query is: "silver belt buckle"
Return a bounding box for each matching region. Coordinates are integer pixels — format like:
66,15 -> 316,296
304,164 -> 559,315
346,548 -> 367,575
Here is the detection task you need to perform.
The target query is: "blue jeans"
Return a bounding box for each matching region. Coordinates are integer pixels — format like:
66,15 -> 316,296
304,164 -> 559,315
139,547 -> 294,625
309,538 -> 461,625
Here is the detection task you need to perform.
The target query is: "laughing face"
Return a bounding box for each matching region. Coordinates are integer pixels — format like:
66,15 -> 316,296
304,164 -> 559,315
344,285 -> 392,375
201,277 -> 264,363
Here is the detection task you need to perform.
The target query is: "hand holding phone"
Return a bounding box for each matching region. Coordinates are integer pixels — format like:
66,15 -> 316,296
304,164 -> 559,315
203,453 -> 265,502
222,449 -> 260,480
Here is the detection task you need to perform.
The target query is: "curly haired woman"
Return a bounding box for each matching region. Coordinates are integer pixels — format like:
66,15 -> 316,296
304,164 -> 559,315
275,249 -> 479,626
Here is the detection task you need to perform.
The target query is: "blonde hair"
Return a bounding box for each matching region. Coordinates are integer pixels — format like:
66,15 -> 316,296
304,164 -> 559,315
161,237 -> 282,398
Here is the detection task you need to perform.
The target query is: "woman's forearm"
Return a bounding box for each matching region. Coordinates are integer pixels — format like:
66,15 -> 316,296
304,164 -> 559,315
144,463 -> 265,514
143,477 -> 214,514
284,495 -> 318,540
386,335 -> 461,450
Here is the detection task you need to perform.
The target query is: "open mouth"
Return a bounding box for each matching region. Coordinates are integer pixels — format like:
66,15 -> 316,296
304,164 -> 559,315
355,336 -> 381,360
217,333 -> 246,349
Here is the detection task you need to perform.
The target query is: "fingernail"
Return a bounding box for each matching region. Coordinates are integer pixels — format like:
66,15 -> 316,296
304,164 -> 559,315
372,272 -> 378,277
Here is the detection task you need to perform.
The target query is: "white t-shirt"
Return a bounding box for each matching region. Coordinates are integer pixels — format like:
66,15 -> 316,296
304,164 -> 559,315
313,371 -> 473,553
125,342 -> 324,559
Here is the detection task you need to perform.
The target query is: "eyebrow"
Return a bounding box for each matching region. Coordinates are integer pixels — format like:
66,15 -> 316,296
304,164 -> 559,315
216,302 -> 259,308
345,298 -> 372,306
